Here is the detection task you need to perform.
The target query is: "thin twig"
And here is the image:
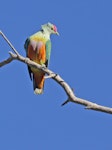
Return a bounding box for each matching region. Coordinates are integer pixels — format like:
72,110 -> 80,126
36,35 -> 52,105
0,56 -> 13,67
61,99 -> 70,106
0,31 -> 19,55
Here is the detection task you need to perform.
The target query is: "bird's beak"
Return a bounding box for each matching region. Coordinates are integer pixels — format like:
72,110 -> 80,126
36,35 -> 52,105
56,32 -> 59,36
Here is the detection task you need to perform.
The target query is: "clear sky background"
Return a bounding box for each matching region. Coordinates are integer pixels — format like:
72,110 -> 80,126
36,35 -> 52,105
0,0 -> 112,149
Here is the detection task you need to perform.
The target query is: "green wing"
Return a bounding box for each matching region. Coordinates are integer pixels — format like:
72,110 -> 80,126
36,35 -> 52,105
45,40 -> 51,67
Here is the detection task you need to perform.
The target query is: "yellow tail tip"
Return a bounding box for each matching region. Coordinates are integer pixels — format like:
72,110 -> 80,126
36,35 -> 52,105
34,88 -> 43,94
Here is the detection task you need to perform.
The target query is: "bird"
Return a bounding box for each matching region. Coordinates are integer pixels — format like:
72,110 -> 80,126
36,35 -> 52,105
24,22 -> 59,94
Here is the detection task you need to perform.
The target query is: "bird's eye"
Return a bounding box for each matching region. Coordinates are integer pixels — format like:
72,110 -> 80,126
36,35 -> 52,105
51,27 -> 54,30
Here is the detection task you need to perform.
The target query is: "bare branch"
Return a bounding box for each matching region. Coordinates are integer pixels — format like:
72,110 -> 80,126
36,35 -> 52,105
0,31 -> 19,55
0,56 -> 13,67
0,52 -> 18,67
1,31 -> 112,114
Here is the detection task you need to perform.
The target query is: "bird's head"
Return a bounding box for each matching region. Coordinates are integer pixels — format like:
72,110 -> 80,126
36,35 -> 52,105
41,22 -> 59,35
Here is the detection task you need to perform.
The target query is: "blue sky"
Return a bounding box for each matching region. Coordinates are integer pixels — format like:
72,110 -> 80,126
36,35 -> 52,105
0,0 -> 112,149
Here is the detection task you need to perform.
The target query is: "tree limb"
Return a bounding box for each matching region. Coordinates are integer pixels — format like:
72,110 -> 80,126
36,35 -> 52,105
0,31 -> 112,114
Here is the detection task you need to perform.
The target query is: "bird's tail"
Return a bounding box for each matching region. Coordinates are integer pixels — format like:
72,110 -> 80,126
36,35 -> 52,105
34,88 -> 43,94
33,73 -> 45,94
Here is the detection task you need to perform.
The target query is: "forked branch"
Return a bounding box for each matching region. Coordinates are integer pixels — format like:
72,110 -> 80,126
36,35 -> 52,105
0,31 -> 112,114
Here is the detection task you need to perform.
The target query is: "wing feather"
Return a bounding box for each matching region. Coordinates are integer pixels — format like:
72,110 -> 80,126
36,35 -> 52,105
45,40 -> 51,67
